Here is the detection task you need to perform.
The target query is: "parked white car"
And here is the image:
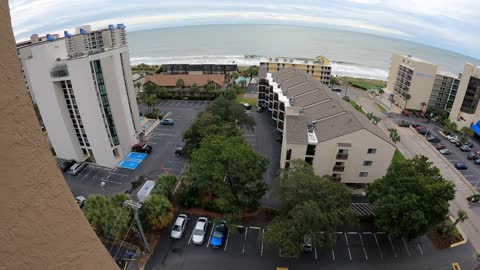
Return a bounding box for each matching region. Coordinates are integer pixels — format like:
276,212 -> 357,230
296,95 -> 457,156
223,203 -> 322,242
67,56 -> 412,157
171,214 -> 188,239
447,134 -> 458,141
192,217 -> 209,245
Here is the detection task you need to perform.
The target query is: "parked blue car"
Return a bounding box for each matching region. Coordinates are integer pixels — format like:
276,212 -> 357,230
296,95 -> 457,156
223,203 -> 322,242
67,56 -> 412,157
454,162 -> 468,170
209,221 -> 228,248
474,159 -> 480,165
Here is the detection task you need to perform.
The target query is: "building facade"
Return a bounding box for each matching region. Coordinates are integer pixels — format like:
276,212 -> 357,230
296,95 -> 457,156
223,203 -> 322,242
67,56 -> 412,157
386,53 -> 459,112
17,25 -> 141,168
259,56 -> 331,86
449,63 -> 480,130
258,67 -> 395,185
143,74 -> 225,97
163,64 -> 237,75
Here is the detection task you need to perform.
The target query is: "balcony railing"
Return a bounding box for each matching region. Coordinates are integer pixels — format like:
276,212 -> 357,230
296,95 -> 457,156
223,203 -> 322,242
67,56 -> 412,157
333,166 -> 345,172
336,154 -> 348,160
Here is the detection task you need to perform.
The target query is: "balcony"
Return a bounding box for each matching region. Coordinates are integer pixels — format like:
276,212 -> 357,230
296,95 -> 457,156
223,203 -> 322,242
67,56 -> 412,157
336,154 -> 348,160
333,166 -> 345,172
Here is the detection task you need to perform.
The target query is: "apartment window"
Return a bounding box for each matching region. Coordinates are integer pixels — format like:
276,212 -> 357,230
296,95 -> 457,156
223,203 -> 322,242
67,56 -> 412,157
286,149 -> 292,160
359,172 -> 369,177
336,149 -> 349,160
285,161 -> 290,169
363,161 -> 373,166
305,157 -> 314,165
332,173 -> 341,182
306,144 -> 316,156
367,148 -> 376,154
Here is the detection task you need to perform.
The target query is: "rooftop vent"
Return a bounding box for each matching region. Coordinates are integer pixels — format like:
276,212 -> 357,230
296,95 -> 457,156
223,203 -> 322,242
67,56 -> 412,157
79,28 -> 88,35
108,24 -> 115,30
64,31 -> 71,38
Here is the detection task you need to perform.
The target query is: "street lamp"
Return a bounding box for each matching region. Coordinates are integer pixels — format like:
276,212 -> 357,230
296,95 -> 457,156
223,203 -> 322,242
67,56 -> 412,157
425,113 -> 434,137
100,181 -> 108,199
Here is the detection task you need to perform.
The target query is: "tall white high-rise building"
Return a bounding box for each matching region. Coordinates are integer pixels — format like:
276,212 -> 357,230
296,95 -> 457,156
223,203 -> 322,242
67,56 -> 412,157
17,24 -> 141,168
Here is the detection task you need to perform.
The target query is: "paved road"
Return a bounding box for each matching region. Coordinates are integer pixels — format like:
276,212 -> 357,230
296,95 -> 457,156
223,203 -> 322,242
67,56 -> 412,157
144,214 -> 477,270
62,100 -> 208,199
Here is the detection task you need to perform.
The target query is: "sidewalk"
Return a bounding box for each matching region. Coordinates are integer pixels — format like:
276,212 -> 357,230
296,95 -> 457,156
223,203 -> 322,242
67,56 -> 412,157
355,93 -> 480,254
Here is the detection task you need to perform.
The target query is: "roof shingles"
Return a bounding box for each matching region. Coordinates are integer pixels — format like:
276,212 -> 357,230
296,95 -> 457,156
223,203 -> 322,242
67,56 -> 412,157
272,68 -> 394,146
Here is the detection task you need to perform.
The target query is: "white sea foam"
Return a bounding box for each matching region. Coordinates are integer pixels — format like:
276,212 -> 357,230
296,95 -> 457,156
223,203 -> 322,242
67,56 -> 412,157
130,55 -> 388,80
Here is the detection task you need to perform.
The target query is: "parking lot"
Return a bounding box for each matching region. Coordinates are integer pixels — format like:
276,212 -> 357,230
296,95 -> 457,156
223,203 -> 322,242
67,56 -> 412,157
427,126 -> 480,192
62,100 -> 209,199
145,214 -> 477,270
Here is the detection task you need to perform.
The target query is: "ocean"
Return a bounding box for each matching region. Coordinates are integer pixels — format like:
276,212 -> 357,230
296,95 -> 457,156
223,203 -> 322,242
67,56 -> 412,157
127,25 -> 480,81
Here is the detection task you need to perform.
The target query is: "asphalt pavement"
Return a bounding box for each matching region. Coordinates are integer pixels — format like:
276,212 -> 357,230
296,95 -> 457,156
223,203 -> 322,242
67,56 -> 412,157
144,213 -> 477,270
62,100 -> 209,199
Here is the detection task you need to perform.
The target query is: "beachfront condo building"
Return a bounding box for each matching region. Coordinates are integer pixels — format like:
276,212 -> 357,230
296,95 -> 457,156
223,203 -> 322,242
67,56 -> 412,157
386,53 -> 460,112
162,64 -> 238,75
449,63 -> 480,132
16,24 -> 141,168
258,67 -> 395,185
259,56 -> 331,86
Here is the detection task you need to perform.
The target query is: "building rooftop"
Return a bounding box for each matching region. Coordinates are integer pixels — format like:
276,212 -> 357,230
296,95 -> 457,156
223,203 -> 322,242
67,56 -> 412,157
436,70 -> 459,79
272,67 -> 394,146
144,74 -> 225,87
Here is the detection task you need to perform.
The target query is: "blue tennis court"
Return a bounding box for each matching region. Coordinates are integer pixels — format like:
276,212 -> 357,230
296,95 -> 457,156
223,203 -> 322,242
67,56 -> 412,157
117,152 -> 148,170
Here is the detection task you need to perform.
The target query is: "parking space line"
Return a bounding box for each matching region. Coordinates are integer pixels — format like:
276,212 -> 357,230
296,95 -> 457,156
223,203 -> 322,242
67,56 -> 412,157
417,241 -> 424,255
224,231 -> 230,251
344,233 -> 352,261
242,227 -> 249,254
402,238 -> 411,256
373,233 -> 383,260
463,175 -> 474,178
313,232 -> 318,260
188,228 -> 194,245
109,172 -> 129,177
249,226 -> 261,230
79,167 -> 95,180
359,233 -> 368,260
388,235 -> 398,258
206,225 -> 214,248
261,229 -> 264,256
102,179 -> 121,185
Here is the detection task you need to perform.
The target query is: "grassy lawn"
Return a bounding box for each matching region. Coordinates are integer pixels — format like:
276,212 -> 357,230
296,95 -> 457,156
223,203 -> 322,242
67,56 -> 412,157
348,100 -> 366,115
392,149 -> 405,163
338,76 -> 386,90
236,94 -> 257,106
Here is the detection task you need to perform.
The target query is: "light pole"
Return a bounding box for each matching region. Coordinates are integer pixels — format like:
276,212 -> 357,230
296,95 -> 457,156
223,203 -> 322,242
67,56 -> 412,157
425,113 -> 434,137
100,181 -> 108,199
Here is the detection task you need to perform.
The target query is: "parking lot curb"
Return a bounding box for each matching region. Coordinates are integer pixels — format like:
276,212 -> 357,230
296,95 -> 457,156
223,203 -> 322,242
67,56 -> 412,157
448,215 -> 468,248
412,128 -> 478,195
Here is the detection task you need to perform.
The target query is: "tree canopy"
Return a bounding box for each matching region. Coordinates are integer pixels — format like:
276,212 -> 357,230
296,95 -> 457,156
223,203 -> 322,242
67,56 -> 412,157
190,135 -> 269,216
83,194 -> 131,239
264,160 -> 355,257
368,155 -> 455,239
140,193 -> 174,230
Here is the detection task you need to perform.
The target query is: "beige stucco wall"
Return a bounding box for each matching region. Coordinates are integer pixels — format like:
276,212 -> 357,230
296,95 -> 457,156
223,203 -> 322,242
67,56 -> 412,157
449,63 -> 480,129
282,129 -> 395,184
387,53 -> 437,111
0,2 -> 119,269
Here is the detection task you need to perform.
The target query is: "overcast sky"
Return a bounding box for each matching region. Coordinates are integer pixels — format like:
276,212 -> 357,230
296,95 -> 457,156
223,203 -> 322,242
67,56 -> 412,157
9,0 -> 480,59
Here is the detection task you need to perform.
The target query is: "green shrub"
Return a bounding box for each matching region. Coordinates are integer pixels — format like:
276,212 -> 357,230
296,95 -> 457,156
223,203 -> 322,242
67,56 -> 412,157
177,187 -> 200,208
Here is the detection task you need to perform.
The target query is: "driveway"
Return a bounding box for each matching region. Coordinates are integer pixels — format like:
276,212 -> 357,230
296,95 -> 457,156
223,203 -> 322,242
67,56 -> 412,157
244,107 -> 283,209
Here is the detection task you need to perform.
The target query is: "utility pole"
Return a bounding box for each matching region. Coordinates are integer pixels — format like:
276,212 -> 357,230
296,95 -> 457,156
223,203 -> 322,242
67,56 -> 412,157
124,200 -> 150,253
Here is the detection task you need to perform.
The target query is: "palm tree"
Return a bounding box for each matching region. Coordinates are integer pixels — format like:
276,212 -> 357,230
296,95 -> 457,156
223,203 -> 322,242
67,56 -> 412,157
378,89 -> 384,101
366,112 -> 374,121
420,102 -> 427,112
388,128 -> 401,144
176,79 -> 185,89
453,210 -> 468,226
403,93 -> 412,110
191,83 -> 199,96
443,119 -> 458,135
372,115 -> 381,125
140,194 -> 174,230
